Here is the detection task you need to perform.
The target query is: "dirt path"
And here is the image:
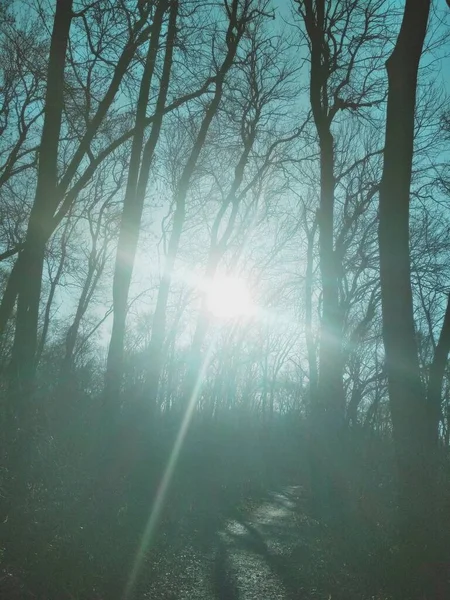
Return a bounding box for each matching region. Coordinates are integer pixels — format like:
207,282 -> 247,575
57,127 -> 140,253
212,486 -> 306,600
0,482 -> 392,599
143,485 -> 345,600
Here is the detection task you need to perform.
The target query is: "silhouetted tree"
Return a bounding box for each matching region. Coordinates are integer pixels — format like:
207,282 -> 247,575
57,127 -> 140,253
378,0 -> 450,593
295,0 -> 387,516
9,0 -> 73,388
105,0 -> 177,402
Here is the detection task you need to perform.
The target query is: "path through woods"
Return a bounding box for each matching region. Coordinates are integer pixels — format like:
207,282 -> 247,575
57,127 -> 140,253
142,486 -> 389,600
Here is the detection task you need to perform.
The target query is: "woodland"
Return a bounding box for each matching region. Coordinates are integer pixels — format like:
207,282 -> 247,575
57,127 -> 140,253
1,0 -> 450,598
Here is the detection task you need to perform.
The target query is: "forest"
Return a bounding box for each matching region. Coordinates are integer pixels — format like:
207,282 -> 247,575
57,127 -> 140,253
1,0 -> 450,598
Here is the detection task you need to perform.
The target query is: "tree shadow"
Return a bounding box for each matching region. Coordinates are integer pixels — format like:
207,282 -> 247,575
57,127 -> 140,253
212,485 -> 388,600
211,488 -> 313,600
226,518 -> 309,600
212,540 -> 241,600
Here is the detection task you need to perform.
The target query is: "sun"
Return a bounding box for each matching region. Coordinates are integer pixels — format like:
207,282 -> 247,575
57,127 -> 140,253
206,276 -> 253,319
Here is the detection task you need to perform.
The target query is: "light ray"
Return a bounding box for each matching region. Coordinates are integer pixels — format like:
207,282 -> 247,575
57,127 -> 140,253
123,336 -> 217,599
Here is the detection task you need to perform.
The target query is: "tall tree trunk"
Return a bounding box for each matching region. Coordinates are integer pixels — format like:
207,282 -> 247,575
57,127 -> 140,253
316,131 -> 345,421
36,212 -> 75,362
1,2 -> 73,561
183,256 -> 219,408
144,203 -> 186,410
105,0 -> 175,403
378,0 -> 436,590
302,0 -> 345,517
9,0 -> 73,387
304,216 -> 318,406
427,293 -> 450,444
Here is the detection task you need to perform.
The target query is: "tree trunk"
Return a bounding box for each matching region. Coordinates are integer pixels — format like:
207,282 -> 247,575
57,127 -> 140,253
0,6 -> 74,559
35,246 -> 66,363
36,216 -> 73,362
182,109 -> 257,406
105,0 -> 175,403
317,131 -> 345,420
0,255 -> 21,337
378,0 -> 437,591
183,215 -> 238,408
304,217 -> 318,406
301,0 -> 347,517
427,292 -> 450,445
308,106 -> 346,521
9,0 -> 73,387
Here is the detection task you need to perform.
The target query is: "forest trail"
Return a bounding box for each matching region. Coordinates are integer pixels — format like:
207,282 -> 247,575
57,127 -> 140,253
211,486 -> 305,600
143,485 -> 348,600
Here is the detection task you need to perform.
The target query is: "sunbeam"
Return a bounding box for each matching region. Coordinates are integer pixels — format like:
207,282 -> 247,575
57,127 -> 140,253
123,336 -> 218,599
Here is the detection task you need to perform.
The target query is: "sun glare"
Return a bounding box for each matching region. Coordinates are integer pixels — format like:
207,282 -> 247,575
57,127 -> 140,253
206,276 -> 253,319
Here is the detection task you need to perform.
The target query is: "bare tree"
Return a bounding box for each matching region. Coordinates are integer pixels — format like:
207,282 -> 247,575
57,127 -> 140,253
9,0 -> 73,388
0,1 -> 156,356
36,209 -> 77,362
105,0 -> 177,401
0,11 -> 44,195
183,22 -> 299,410
143,0 -> 270,409
378,0 -> 450,590
62,171 -> 122,379
295,0 -> 387,515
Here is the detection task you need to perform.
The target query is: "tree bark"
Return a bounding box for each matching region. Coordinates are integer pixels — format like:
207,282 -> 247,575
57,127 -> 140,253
9,0 -> 73,387
427,293 -> 450,444
302,0 -> 345,517
0,255 -> 21,337
316,131 -> 345,422
378,0 -> 436,591
304,216 -> 318,405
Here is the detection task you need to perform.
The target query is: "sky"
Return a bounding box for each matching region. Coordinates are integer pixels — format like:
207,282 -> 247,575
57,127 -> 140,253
3,0 -> 450,358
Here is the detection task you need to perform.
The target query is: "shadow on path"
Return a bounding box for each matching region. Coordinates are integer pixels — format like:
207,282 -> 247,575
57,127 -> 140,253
211,486 -> 311,600
213,541 -> 241,600
144,484 -> 388,599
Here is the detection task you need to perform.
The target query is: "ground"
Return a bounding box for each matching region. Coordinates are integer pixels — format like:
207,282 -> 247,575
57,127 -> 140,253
138,485 -> 390,600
